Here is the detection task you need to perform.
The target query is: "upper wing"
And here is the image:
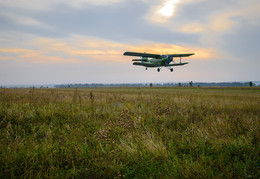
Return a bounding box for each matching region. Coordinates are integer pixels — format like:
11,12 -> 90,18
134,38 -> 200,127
168,53 -> 195,57
123,52 -> 161,58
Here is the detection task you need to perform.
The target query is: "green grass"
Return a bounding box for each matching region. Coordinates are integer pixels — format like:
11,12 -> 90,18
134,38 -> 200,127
0,87 -> 259,178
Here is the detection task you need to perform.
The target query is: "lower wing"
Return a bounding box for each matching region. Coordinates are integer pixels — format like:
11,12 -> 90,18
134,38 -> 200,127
168,62 -> 188,66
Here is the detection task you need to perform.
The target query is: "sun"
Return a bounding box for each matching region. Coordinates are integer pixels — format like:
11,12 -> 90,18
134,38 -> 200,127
158,0 -> 180,17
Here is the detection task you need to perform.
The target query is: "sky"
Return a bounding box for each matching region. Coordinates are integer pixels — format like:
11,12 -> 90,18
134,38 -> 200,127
0,0 -> 259,85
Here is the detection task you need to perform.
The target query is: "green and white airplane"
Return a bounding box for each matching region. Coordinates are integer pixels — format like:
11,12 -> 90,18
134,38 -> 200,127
123,51 -> 195,72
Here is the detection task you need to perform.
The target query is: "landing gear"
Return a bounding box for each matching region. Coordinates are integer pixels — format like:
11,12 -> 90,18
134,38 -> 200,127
167,66 -> 173,72
156,67 -> 172,72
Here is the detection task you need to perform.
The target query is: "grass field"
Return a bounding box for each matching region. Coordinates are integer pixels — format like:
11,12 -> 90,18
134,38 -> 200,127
0,87 -> 259,178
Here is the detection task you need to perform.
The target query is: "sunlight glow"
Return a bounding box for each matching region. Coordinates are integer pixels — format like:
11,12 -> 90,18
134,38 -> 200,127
158,0 -> 180,17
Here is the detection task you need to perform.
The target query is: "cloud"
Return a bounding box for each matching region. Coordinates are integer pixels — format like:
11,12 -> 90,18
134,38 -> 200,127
0,36 -> 128,64
0,55 -> 13,61
0,48 -> 81,64
0,34 -> 215,65
179,0 -> 260,34
144,0 -> 260,37
0,0 -> 200,46
0,0 -> 123,11
160,0 -> 260,63
0,48 -> 34,54
28,36 -> 129,62
0,11 -> 52,29
19,53 -> 82,64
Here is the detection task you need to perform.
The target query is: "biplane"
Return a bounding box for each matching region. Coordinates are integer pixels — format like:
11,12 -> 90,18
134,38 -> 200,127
123,52 -> 195,72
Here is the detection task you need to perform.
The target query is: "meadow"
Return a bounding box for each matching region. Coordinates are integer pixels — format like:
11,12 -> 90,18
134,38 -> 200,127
0,87 -> 259,178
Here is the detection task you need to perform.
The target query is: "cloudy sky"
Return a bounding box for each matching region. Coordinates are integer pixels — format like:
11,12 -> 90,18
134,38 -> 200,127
0,0 -> 259,85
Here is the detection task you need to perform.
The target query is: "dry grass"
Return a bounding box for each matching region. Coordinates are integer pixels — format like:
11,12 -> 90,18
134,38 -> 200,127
0,87 -> 259,178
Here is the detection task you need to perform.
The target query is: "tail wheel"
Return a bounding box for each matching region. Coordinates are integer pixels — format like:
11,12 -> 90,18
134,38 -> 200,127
157,68 -> 160,72
170,68 -> 173,72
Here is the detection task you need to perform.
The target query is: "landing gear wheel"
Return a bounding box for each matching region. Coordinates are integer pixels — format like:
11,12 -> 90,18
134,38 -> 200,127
170,68 -> 173,72
146,68 -> 147,70
157,68 -> 160,72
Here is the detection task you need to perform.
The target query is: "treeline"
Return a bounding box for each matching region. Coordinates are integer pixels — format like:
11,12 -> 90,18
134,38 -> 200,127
55,81 -> 257,88
183,81 -> 256,87
55,83 -> 150,88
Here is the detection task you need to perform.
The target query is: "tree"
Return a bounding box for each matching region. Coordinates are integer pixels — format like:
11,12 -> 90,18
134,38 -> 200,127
189,81 -> 193,87
150,83 -> 152,87
249,81 -> 253,87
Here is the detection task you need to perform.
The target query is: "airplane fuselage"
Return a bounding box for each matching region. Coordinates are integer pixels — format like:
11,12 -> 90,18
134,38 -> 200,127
133,57 -> 188,68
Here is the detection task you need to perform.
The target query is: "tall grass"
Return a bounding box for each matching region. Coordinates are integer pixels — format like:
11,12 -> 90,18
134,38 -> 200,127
0,87 -> 259,178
